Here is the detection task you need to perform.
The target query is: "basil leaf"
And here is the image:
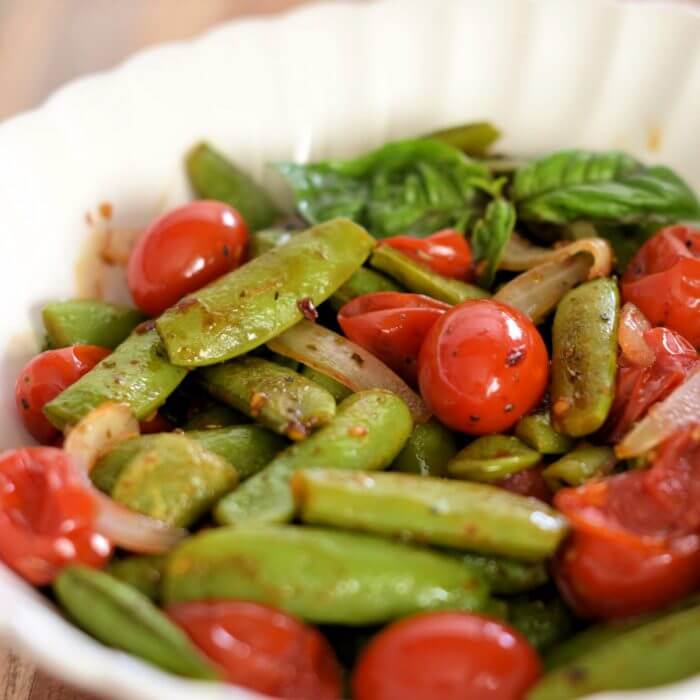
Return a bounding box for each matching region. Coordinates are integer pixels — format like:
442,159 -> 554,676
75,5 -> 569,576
511,150 -> 700,225
472,199 -> 516,288
276,138 -> 500,238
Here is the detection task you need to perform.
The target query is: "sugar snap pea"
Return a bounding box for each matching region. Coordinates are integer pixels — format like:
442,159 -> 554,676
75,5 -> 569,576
329,266 -> 402,311
370,245 -> 488,304
182,403 -> 247,429
542,444 -> 617,491
54,566 -> 218,679
163,525 -> 490,625
300,365 -> 352,402
214,390 -> 412,526
42,299 -> 145,349
186,142 -> 279,231
447,435 -> 541,482
111,433 -> 238,527
249,227 -> 296,257
550,278 -> 619,437
515,410 -> 574,455
452,552 -> 548,595
156,218 -> 375,367
198,357 -> 335,440
508,596 -> 574,653
107,555 -> 166,601
44,328 -> 187,430
292,469 -> 567,560
392,419 -> 458,477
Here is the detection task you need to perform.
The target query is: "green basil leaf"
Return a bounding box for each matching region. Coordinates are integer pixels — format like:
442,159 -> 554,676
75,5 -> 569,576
471,199 -> 516,288
276,138 -> 500,237
511,150 -> 700,225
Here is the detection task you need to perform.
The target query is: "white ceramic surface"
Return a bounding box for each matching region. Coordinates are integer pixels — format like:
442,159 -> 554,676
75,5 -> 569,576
1,0 -> 700,697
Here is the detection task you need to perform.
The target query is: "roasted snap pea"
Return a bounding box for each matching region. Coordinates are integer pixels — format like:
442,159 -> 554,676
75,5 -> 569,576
163,525 -> 490,625
198,357 -> 336,440
214,390 -> 412,526
528,600 -> 700,699
157,218 -> 375,367
292,469 -> 567,560
452,552 -> 548,595
111,433 -> 238,527
515,410 -> 574,455
249,228 -> 296,257
392,419 -> 458,477
329,266 -> 402,311
370,246 -> 488,305
54,566 -> 218,679
107,555 -> 166,601
427,121 -> 501,156
447,435 -> 541,482
508,596 -> 574,653
300,365 -> 352,402
550,278 -> 619,437
182,403 -> 247,429
44,328 -> 187,430
186,143 -> 279,231
42,299 -> 145,349
542,444 -> 617,491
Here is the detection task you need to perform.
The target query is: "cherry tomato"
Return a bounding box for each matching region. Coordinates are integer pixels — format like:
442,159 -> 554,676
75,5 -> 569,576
554,427 -> 700,619
497,467 -> 551,503
622,225 -> 700,346
418,299 -> 548,435
15,345 -> 111,443
606,326 -> 698,441
338,292 -> 450,385
352,612 -> 541,700
381,229 -> 474,280
167,601 -> 341,699
127,201 -> 249,316
0,447 -> 111,584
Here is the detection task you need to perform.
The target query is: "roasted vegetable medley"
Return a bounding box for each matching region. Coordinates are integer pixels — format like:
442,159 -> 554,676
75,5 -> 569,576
6,122 -> 700,699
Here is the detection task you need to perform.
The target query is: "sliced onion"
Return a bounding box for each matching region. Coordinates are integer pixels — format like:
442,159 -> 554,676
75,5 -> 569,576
268,320 -> 431,423
618,302 -> 654,368
494,252 -> 593,324
616,366 -> 700,458
64,402 -> 139,474
100,227 -> 141,267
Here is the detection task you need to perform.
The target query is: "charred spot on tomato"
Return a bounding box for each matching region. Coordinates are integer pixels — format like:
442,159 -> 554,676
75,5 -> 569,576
297,297 -> 318,322
20,398 -> 30,410
505,348 -> 526,367
222,244 -> 230,257
470,415 -> 480,423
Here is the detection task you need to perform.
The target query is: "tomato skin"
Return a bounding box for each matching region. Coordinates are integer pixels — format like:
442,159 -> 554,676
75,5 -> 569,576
167,601 -> 341,699
352,612 -> 541,700
497,467 -> 551,503
0,447 -> 111,584
622,225 -> 700,346
127,201 -> 249,316
418,300 -> 549,435
381,229 -> 474,280
15,345 -> 111,443
338,292 -> 450,385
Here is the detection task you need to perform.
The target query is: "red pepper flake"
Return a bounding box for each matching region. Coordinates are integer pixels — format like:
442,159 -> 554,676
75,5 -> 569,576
505,348 -> 526,367
134,320 -> 156,334
250,392 -> 268,417
99,202 -> 113,220
20,398 -> 30,410
469,415 -> 480,423
297,297 -> 318,322
348,425 -> 368,437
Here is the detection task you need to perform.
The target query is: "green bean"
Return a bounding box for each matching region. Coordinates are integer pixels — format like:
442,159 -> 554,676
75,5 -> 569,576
550,278 -> 619,437
186,142 -> 279,231
300,365 -> 352,402
508,596 -> 574,652
163,525 -> 490,625
447,435 -> 541,482
54,566 -> 218,679
515,410 -> 574,455
107,555 -> 166,602
452,552 -> 548,595
156,218 -> 375,367
329,266 -> 402,311
542,444 -> 617,491
214,390 -> 412,526
42,299 -> 145,349
249,228 -> 296,257
292,469 -> 567,560
370,246 -> 487,304
528,600 -> 700,699
198,357 -> 336,440
182,404 -> 247,429
427,121 -> 501,156
111,433 -> 238,527
392,420 -> 458,477
44,328 -> 187,430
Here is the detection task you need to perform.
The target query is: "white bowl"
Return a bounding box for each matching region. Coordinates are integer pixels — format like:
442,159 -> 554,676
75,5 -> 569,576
1,0 -> 700,697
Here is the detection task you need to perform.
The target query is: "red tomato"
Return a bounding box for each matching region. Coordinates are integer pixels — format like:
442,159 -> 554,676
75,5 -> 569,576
15,345 -> 111,443
418,299 -> 548,435
338,292 -> 450,385
622,225 -> 700,346
497,467 -> 551,503
606,326 -> 698,441
0,447 -> 111,584
554,427 -> 700,619
381,229 -> 474,280
352,612 -> 541,700
167,601 -> 341,699
127,201 -> 249,316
